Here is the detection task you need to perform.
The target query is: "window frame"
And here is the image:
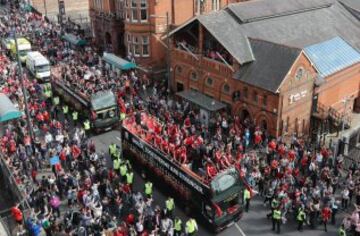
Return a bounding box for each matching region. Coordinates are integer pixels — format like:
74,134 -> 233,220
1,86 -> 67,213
142,35 -> 150,57
243,87 -> 248,99
253,91 -> 258,103
133,35 -> 141,57
222,83 -> 230,94
190,71 -> 198,81
206,77 -> 214,87
140,0 -> 148,22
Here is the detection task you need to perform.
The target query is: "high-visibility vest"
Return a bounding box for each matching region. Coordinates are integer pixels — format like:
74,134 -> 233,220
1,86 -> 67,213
84,120 -> 90,130
186,219 -> 197,234
338,228 -> 346,236
63,105 -> 69,114
120,113 -> 126,121
113,158 -> 121,170
126,172 -> 134,184
120,164 -> 127,176
166,198 -> 175,211
53,96 -> 60,106
273,210 -> 281,220
297,210 -> 305,222
72,111 -> 78,121
109,144 -> 117,155
244,189 -> 251,201
145,182 -> 153,195
174,218 -> 182,232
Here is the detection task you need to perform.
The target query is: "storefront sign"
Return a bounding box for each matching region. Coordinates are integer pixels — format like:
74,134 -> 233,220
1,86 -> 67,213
289,90 -> 307,104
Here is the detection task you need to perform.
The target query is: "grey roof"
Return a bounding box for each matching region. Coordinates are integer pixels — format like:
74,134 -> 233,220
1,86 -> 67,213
176,90 -> 227,112
339,0 -> 360,20
233,39 -> 301,93
197,11 -> 254,64
237,1 -> 360,50
227,0 -> 334,23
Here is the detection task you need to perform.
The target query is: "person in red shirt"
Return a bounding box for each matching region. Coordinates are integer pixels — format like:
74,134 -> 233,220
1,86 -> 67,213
254,132 -> 262,149
206,161 -> 218,180
321,205 -> 332,232
11,204 -> 23,224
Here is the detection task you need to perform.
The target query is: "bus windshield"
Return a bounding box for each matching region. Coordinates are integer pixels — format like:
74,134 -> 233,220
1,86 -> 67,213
19,49 -> 31,57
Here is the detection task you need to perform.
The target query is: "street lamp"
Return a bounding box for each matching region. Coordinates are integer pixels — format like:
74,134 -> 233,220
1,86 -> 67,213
43,0 -> 47,17
150,12 -> 171,92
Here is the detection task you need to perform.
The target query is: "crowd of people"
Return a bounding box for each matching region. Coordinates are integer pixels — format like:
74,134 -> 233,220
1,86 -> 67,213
0,1 -> 359,236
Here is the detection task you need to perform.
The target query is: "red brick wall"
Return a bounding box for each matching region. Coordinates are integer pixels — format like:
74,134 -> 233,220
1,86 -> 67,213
171,48 -> 280,136
31,0 -> 89,19
277,52 -> 316,138
315,63 -> 360,113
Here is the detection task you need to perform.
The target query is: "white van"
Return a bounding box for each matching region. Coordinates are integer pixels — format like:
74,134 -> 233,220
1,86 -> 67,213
26,51 -> 51,82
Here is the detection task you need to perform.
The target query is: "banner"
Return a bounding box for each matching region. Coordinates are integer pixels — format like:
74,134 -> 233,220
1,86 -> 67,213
50,156 -> 60,166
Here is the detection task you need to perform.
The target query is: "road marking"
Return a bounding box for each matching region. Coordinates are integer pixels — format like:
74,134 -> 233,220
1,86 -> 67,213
235,223 -> 246,236
116,137 -> 121,141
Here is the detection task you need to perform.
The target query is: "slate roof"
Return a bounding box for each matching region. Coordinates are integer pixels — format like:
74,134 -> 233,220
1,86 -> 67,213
304,37 -> 360,78
176,90 -> 227,112
339,0 -> 360,19
233,39 -> 301,93
197,11 -> 254,64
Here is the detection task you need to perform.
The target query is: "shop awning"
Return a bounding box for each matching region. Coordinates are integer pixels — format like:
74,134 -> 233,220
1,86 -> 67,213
0,93 -> 22,122
103,52 -> 136,70
62,33 -> 87,46
177,90 -> 227,112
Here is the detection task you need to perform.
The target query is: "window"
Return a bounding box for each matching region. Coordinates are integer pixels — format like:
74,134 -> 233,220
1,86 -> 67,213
142,36 -> 149,57
232,91 -> 241,101
140,0 -> 147,21
190,71 -> 198,81
206,77 -> 213,86
212,0 -> 220,11
295,67 -> 304,81
131,0 -> 138,21
176,66 -> 183,74
115,0 -> 125,19
243,87 -> 248,98
223,84 -> 230,94
125,0 -> 129,7
253,91 -> 258,103
263,94 -> 267,106
133,36 -> 140,56
125,10 -> 130,21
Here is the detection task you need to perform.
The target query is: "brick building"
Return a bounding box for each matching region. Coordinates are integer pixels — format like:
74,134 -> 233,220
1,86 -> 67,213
169,0 -> 360,139
89,0 -> 248,75
30,0 -> 89,23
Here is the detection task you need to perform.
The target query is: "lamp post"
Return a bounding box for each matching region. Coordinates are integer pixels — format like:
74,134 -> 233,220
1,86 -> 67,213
12,27 -> 34,143
43,0 -> 47,17
150,12 -> 171,92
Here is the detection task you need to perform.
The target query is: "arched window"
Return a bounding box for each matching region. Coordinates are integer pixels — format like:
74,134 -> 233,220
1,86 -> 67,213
190,71 -> 198,81
223,83 -> 230,94
206,77 -> 213,86
176,66 -> 182,75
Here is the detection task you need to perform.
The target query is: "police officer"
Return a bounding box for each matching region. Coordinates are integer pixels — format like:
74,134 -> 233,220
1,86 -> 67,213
144,181 -> 153,199
109,143 -> 117,159
52,96 -> 60,118
272,208 -> 282,234
165,197 -> 175,218
174,217 -> 182,236
243,188 -> 251,212
268,197 -> 279,218
119,161 -> 128,182
62,104 -> 69,119
185,218 -> 198,236
83,119 -> 91,136
297,207 -> 306,231
126,170 -> 134,189
113,157 -> 121,174
72,110 -> 78,124
338,224 -> 346,236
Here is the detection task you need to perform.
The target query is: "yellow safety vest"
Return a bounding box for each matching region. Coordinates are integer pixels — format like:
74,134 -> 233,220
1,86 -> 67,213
53,97 -> 60,106
63,105 -> 69,114
120,113 -> 126,121
126,172 -> 134,184
84,120 -> 90,130
174,218 -> 182,232
339,228 -> 346,236
109,144 -> 117,155
297,211 -> 305,221
145,182 -> 153,195
273,210 -> 281,220
186,219 -> 197,234
72,111 -> 78,121
120,164 -> 127,176
244,189 -> 251,200
114,158 -> 121,170
166,198 -> 175,211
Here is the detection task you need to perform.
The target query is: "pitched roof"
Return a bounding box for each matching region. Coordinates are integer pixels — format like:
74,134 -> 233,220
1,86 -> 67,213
304,37 -> 360,78
197,11 -> 254,64
339,0 -> 360,19
233,39 -> 301,93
